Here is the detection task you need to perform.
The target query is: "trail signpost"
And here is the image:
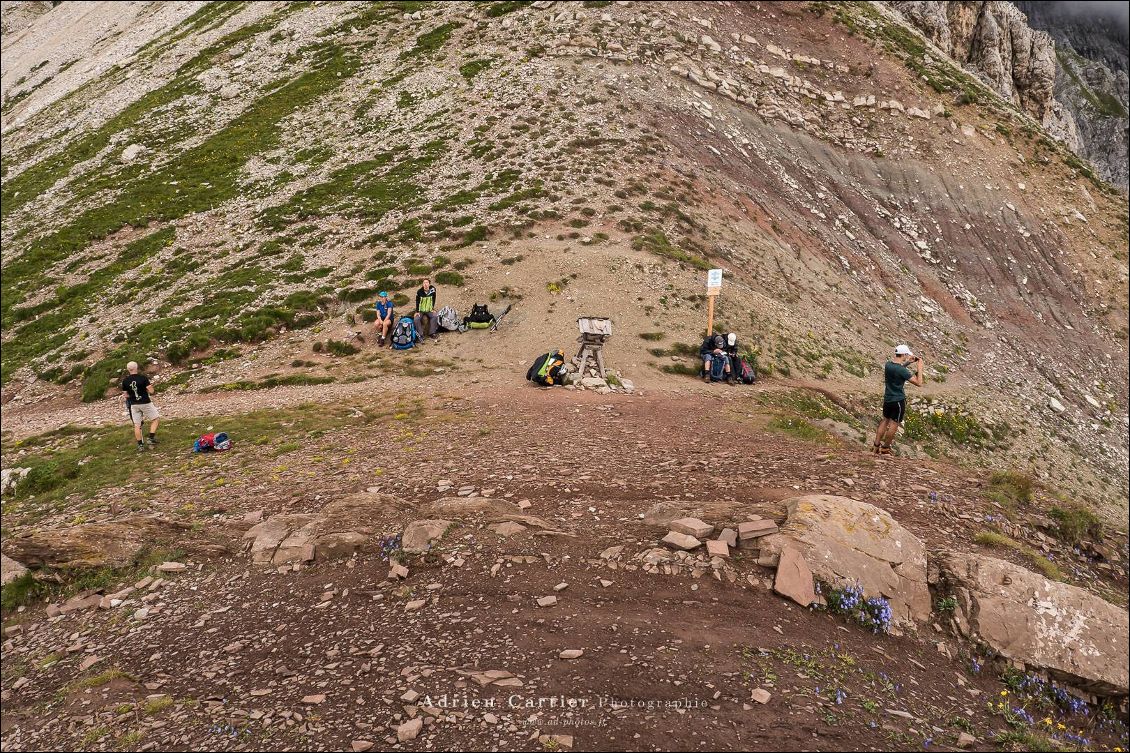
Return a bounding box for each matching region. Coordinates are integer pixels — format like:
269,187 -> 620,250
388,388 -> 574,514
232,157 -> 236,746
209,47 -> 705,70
706,268 -> 723,335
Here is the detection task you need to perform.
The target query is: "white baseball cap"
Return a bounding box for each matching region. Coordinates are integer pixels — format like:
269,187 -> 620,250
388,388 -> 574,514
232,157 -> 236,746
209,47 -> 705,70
894,344 -> 914,357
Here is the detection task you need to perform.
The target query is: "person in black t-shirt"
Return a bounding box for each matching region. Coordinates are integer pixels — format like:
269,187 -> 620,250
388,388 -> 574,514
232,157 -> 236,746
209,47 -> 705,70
122,361 -> 160,452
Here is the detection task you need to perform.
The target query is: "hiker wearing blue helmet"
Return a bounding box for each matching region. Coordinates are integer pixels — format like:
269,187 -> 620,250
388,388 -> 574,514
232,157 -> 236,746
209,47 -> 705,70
374,291 -> 395,346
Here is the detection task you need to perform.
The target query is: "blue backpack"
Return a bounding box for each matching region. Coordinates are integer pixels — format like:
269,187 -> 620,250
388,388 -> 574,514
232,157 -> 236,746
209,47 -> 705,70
709,355 -> 727,381
391,316 -> 418,350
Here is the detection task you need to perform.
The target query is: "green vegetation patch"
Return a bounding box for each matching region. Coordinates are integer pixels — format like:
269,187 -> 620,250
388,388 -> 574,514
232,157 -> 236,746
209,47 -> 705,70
973,530 -> 1064,581
632,231 -> 711,270
1047,503 -> 1102,545
479,1 -> 532,18
2,35 -> 366,385
259,140 -> 445,231
459,58 -> 493,81
2,548 -> 181,613
767,416 -> 832,443
0,402 -> 374,528
199,373 -> 336,392
401,22 -> 462,59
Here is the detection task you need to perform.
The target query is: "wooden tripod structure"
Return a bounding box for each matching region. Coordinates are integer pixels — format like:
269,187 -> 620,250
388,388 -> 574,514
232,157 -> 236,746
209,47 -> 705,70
575,317 -> 613,379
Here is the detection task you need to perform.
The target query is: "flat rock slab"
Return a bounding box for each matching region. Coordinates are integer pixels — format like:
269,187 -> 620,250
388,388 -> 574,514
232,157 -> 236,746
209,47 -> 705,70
669,517 -> 714,538
401,519 -> 453,553
661,531 -> 702,551
490,521 -> 527,536
717,528 -> 738,547
938,550 -> 1130,695
706,540 -> 730,558
6,515 -> 189,570
774,545 -> 816,607
738,519 -> 778,540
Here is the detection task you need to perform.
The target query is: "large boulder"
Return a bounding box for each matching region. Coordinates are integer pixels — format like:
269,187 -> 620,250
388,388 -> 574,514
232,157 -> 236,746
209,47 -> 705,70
760,495 -> 930,625
4,515 -> 190,570
936,551 -> 1129,695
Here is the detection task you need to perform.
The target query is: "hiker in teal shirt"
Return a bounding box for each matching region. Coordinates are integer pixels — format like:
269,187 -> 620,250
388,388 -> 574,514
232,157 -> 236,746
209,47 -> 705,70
873,344 -> 923,455
374,291 -> 395,346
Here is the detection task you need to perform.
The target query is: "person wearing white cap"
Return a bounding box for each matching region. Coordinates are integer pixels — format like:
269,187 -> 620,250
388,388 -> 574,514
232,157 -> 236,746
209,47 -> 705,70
873,344 -> 923,455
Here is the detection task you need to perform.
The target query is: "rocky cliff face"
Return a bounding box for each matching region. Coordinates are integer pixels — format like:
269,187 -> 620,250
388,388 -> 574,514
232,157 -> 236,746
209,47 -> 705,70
887,1 -> 1057,119
1017,0 -> 1129,190
889,0 -> 1129,191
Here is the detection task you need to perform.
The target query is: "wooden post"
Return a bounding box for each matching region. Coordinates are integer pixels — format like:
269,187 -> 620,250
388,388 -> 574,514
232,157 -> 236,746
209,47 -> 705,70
705,268 -> 723,336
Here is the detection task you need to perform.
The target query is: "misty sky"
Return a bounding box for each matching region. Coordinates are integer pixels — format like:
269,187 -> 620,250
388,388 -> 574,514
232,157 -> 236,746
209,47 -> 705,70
1043,0 -> 1130,27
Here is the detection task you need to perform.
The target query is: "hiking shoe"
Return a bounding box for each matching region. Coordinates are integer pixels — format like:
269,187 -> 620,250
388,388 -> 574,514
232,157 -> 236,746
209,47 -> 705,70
878,445 -> 893,456
136,444 -> 147,453
147,437 -> 158,446
702,374 -> 711,383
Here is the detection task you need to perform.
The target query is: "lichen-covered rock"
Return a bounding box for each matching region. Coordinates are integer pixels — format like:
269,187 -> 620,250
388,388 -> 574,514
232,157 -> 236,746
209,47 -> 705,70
760,495 -> 930,625
937,551 -> 1129,695
4,515 -> 190,570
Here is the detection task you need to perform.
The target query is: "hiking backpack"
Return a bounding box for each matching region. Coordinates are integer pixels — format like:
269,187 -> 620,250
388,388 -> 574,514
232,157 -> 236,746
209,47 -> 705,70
738,357 -> 756,384
526,349 -> 568,386
193,432 -> 231,453
709,355 -> 727,381
435,305 -> 460,332
391,316 -> 418,350
464,303 -> 495,329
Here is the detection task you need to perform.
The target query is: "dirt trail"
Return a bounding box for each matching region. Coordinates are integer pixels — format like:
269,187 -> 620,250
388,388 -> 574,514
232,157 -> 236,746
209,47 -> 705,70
0,351 -> 977,443
2,387 -> 1127,751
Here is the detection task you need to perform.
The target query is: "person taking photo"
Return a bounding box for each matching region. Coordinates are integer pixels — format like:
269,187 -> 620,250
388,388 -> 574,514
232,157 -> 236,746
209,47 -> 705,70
873,344 -> 923,455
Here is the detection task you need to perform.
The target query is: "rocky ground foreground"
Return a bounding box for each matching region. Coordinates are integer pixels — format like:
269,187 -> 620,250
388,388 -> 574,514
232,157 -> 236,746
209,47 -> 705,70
1,385 -> 1127,751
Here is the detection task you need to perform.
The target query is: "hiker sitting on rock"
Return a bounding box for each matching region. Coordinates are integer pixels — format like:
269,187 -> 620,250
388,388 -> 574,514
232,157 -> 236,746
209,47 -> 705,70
723,332 -> 741,385
700,333 -> 731,383
122,361 -> 160,453
873,344 -> 923,455
374,291 -> 395,346
414,278 -> 438,342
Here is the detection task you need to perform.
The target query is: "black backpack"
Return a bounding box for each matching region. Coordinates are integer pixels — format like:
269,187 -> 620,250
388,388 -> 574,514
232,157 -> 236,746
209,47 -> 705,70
464,303 -> 495,328
526,350 -> 567,386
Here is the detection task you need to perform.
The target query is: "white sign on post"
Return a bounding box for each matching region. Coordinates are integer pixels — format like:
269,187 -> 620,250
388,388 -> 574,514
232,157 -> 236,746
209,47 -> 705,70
706,268 -> 723,292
